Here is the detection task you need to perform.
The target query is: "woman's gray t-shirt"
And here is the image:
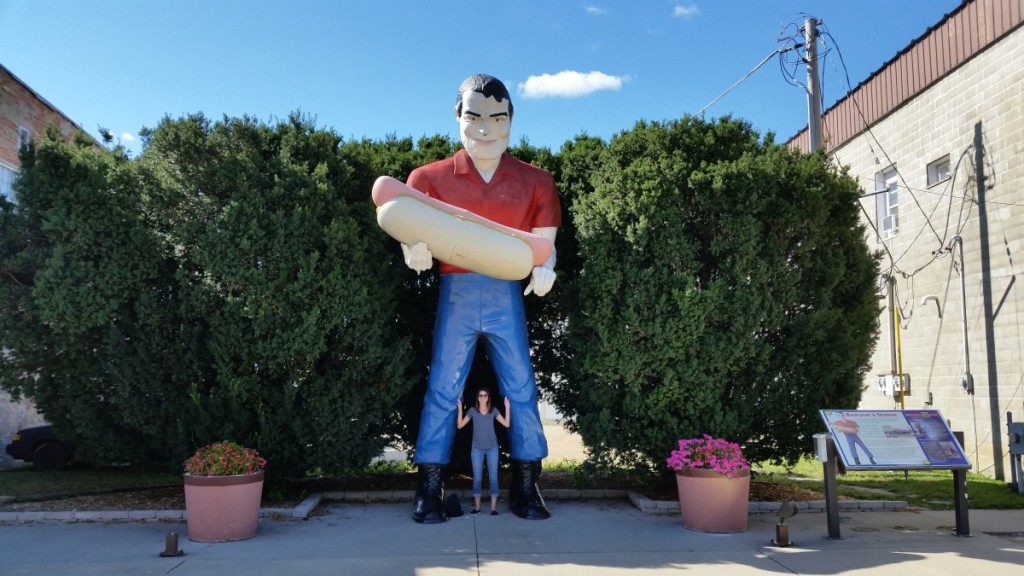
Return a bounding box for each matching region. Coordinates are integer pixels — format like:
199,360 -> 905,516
468,407 -> 499,450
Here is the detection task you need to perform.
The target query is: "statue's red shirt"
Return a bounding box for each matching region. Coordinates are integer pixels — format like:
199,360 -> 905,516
407,149 -> 562,275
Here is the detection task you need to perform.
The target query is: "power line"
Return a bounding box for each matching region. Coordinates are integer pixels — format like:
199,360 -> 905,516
697,47 -> 790,118
817,25 -> 946,248
805,19 -> 981,303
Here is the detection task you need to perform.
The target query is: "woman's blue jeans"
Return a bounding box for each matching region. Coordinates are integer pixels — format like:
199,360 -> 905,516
471,446 -> 500,497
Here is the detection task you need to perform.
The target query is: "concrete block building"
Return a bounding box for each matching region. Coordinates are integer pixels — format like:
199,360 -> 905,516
790,0 -> 1024,479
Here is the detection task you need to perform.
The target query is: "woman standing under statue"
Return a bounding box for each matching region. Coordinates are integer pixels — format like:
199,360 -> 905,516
458,387 -> 511,515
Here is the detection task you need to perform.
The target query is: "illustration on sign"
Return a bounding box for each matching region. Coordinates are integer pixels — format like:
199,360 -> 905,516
819,409 -> 971,470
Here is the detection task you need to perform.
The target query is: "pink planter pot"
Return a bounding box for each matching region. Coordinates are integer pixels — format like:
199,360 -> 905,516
675,468 -> 750,533
184,470 -> 264,542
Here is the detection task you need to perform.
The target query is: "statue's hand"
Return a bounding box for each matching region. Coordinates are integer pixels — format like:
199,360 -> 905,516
524,248 -> 556,297
524,265 -> 556,297
401,242 -> 433,273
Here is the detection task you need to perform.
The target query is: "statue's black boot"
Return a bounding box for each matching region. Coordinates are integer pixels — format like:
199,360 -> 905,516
508,459 -> 551,520
412,463 -> 447,524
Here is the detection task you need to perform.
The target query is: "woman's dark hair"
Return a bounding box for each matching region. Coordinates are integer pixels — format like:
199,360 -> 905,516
454,74 -> 514,119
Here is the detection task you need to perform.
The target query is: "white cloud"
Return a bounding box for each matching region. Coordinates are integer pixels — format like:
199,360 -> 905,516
518,70 -> 629,99
584,4 -> 607,15
673,4 -> 700,19
121,133 -> 136,142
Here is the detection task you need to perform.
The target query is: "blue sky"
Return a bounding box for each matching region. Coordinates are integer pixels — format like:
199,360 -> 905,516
1,1 -> 963,157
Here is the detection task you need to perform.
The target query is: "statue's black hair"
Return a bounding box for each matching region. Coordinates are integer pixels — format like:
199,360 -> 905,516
454,74 -> 514,119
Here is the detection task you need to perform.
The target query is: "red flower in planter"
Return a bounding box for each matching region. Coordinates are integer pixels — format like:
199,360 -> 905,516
184,441 -> 266,476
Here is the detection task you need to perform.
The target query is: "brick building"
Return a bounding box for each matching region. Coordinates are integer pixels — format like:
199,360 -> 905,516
0,62 -> 85,201
0,62 -> 88,466
790,0 -> 1024,479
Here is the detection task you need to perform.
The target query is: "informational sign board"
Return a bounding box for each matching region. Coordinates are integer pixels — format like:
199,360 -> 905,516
819,409 -> 971,470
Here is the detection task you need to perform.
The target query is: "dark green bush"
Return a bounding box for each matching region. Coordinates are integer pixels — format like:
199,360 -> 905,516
1,115 -> 415,477
564,117 -> 880,470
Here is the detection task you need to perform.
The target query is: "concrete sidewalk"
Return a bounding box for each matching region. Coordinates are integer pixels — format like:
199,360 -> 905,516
1,499 -> 1021,575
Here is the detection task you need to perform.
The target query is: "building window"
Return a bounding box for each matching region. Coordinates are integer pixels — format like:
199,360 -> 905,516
875,167 -> 899,239
18,126 -> 31,151
927,155 -> 950,186
0,163 -> 16,203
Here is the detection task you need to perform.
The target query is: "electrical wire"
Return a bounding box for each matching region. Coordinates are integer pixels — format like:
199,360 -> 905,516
818,26 -> 945,246
697,47 -> 788,118
777,20 -> 809,89
803,18 -> 987,328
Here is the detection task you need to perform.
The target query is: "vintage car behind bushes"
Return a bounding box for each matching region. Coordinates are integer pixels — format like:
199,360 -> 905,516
5,425 -> 75,471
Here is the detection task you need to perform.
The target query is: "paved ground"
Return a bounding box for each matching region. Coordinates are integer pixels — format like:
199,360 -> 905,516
1,499 -> 1021,575
3,423 -> 1021,574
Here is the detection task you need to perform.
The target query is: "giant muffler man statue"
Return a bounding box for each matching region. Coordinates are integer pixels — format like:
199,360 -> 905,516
394,73 -> 561,523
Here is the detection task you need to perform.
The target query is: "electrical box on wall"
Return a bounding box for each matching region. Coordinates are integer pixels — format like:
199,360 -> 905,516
876,373 -> 910,396
959,374 -> 975,394
1008,422 -> 1024,456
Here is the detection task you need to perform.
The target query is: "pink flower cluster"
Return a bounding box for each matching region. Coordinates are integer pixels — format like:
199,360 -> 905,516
184,440 -> 267,476
666,434 -> 750,478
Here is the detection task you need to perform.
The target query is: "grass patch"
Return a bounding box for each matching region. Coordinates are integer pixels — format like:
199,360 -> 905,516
0,464 -> 180,501
4,456 -> 1023,510
755,457 -> 1024,510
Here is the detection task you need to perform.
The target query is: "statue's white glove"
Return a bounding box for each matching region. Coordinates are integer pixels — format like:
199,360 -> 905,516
524,249 -> 556,297
401,242 -> 433,273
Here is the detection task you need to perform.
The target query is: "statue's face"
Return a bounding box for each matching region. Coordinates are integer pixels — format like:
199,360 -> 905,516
457,90 -> 510,162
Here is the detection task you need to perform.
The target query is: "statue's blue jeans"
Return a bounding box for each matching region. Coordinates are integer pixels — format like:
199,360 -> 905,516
414,273 -> 548,464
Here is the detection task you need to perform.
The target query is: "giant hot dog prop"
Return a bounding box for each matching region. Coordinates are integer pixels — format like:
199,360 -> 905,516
372,176 -> 553,281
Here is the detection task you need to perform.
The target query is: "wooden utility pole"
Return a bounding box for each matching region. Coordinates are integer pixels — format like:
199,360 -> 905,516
805,18 -> 823,151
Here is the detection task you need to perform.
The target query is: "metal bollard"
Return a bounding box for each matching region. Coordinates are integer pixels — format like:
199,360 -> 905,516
159,532 -> 184,557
